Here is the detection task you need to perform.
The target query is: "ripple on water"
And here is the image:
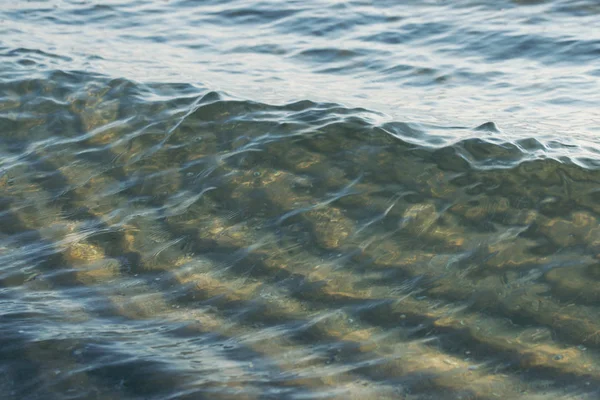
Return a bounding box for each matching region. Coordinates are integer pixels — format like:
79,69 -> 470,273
1,0 -> 600,398
1,71 -> 600,399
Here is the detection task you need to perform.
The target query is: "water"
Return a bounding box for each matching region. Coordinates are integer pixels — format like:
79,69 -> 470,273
1,0 -> 600,399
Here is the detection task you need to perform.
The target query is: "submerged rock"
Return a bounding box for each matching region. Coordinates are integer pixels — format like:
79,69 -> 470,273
545,263 -> 600,304
539,211 -> 599,248
305,206 -> 354,250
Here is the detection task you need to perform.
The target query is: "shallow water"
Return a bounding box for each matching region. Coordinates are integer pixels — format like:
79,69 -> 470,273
2,0 -> 600,399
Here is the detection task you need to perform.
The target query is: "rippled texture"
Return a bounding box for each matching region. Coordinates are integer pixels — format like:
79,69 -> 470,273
2,1 -> 600,399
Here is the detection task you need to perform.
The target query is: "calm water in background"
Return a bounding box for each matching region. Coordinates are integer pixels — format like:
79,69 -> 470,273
2,0 -> 600,399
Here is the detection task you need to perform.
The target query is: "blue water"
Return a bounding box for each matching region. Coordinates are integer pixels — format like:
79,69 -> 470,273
2,0 -> 600,399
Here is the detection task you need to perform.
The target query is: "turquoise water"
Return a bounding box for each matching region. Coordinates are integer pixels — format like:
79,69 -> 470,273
1,1 -> 600,399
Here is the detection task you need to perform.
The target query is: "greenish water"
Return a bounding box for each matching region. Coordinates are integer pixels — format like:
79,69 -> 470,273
2,1 -> 600,399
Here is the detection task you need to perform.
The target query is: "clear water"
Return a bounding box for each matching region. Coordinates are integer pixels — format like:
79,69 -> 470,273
1,0 -> 600,399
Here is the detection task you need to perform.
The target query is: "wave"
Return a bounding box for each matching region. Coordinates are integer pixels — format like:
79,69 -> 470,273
2,69 -> 600,399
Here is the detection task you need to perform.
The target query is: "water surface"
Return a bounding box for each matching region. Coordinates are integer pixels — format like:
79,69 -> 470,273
2,0 -> 600,399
